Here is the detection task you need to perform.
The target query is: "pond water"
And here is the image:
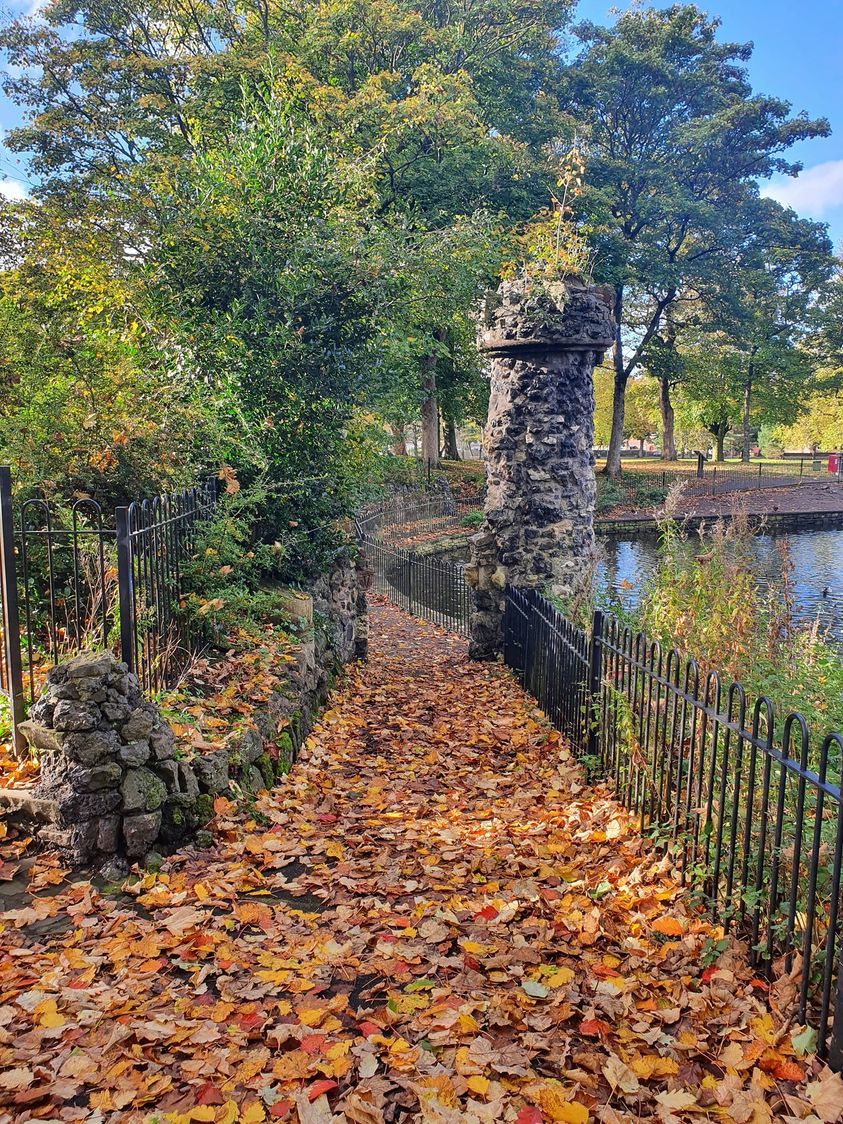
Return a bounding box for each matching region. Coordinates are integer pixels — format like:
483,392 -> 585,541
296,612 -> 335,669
598,527 -> 843,646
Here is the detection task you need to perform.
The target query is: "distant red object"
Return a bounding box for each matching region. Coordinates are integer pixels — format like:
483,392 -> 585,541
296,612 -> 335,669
829,453 -> 840,474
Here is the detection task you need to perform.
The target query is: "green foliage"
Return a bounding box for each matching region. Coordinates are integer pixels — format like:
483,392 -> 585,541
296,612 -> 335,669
147,91 -> 390,569
0,203 -> 220,504
639,505 -> 843,734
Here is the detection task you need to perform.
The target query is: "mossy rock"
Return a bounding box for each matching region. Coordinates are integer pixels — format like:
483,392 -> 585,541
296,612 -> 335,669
276,731 -> 294,774
255,753 -> 275,789
195,793 -> 214,825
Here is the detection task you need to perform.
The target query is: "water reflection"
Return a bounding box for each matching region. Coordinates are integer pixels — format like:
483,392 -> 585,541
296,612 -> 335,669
598,528 -> 843,645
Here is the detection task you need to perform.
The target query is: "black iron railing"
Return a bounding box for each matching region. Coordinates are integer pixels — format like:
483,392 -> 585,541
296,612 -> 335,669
502,585 -> 843,1067
610,456 -> 843,501
356,493 -> 475,636
117,481 -> 218,695
0,469 -> 217,749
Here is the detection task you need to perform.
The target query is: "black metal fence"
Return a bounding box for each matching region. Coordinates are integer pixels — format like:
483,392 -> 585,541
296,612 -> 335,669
0,468 -> 217,749
503,585 -> 843,1067
613,456 -> 842,500
356,494 -> 474,636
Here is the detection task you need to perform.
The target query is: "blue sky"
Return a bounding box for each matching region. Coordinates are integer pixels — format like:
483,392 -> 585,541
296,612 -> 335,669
1,0 -> 842,247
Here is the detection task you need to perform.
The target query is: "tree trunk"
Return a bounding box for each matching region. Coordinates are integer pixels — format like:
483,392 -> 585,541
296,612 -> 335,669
714,422 -> 727,462
639,437 -> 645,456
604,286 -> 626,478
741,365 -> 753,463
390,423 -> 407,457
443,419 -> 460,460
659,377 -> 677,460
420,354 -> 439,467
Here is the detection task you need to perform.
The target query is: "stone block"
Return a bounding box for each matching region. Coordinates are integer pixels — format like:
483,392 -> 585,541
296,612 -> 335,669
28,696 -> 56,725
242,765 -> 267,794
119,741 -> 151,767
66,651 -> 117,680
153,759 -> 180,791
17,721 -> 62,754
193,750 -> 229,794
65,762 -> 122,792
232,727 -> 264,766
149,722 -> 176,760
63,730 -> 120,766
52,700 -> 101,733
123,811 -> 162,857
101,696 -> 132,722
120,706 -> 155,743
97,815 -> 120,853
57,788 -> 121,826
178,762 -> 200,799
40,819 -> 99,862
121,767 -> 166,813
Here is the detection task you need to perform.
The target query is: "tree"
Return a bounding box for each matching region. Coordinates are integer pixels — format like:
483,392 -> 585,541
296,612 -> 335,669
565,4 -> 829,475
147,92 -> 391,568
1,0 -> 578,458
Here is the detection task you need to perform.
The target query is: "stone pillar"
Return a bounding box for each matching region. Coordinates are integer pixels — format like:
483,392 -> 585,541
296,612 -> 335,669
467,277 -> 615,660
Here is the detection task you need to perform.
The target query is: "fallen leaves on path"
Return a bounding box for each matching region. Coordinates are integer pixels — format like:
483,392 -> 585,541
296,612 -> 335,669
0,600 -> 834,1122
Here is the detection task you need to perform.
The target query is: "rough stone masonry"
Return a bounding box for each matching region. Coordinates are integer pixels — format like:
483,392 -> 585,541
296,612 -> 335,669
467,277 -> 616,660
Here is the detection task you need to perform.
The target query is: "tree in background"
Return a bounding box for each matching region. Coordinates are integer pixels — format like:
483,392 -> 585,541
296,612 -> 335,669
1,0 -> 578,465
0,198 -> 220,503
565,5 -> 829,476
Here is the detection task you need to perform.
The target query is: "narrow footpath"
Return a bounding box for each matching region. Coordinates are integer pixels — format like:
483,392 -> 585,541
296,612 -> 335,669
0,602 -> 833,1123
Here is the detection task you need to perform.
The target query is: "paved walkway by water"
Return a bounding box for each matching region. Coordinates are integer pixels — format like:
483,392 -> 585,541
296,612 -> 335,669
0,602 -> 829,1122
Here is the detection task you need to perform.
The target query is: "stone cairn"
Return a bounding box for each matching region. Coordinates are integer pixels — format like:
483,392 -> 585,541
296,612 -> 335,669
2,554 -> 372,868
17,651 -> 216,865
466,277 -> 616,660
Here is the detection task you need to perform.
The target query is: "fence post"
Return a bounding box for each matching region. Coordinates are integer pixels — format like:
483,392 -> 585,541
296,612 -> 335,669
830,965 -> 843,1071
696,452 -> 705,479
0,467 -> 25,753
712,466 -> 717,496
586,609 -> 604,763
800,457 -> 804,478
758,463 -> 762,489
115,506 -> 135,674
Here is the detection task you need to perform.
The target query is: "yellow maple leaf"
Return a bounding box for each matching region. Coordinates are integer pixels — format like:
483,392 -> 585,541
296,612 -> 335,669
533,1085 -> 589,1123
36,998 -> 65,1029
546,967 -> 575,987
188,1108 -> 217,1121
466,1075 -> 490,1097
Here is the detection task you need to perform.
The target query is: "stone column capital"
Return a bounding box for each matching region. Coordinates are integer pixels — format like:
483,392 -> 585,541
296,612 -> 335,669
480,277 -> 616,360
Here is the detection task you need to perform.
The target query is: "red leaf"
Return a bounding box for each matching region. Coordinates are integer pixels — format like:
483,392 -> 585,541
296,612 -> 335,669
307,1079 -> 338,1101
195,1083 -> 225,1106
579,1018 -> 611,1037
475,905 -> 499,920
358,1021 -> 381,1037
701,966 -> 717,983
270,1101 -> 293,1119
300,1034 -> 327,1055
516,1109 -> 543,1124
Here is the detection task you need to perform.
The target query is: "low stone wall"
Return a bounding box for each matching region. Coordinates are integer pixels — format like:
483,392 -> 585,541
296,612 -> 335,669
1,553 -> 370,868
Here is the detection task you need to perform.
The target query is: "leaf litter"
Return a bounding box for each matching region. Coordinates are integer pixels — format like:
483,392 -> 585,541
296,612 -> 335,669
0,599 -> 838,1123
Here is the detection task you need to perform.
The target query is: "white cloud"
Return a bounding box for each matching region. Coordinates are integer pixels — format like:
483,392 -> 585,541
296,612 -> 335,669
762,160 -> 843,219
0,178 -> 29,202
